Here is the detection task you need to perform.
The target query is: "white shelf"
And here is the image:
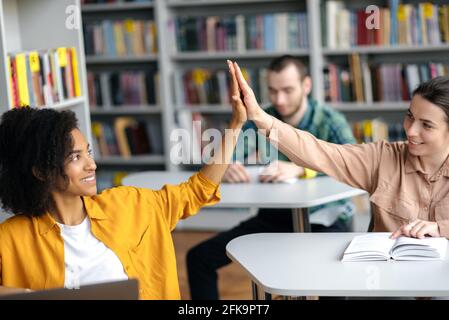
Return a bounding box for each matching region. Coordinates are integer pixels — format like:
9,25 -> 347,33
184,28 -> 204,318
328,102 -> 409,112
82,2 -> 154,12
90,106 -> 162,115
167,0 -> 297,7
86,55 -> 158,64
323,44 -> 449,55
45,97 -> 86,111
176,105 -> 232,113
0,0 -> 92,143
172,49 -> 309,61
95,155 -> 165,166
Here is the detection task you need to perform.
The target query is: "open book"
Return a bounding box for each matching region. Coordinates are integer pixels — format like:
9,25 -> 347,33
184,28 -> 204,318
342,233 -> 448,261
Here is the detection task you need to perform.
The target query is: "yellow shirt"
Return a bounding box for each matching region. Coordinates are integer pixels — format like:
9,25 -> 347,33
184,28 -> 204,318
0,172 -> 220,299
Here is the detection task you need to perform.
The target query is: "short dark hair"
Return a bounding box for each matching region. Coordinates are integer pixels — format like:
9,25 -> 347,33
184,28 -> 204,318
268,55 -> 309,81
413,76 -> 449,127
0,107 -> 78,217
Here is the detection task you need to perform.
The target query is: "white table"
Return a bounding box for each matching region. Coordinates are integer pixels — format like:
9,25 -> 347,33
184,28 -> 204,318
226,233 -> 449,299
122,171 -> 366,232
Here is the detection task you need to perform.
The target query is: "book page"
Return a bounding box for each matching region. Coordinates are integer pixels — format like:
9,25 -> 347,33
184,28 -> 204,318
391,236 -> 448,260
342,233 -> 395,261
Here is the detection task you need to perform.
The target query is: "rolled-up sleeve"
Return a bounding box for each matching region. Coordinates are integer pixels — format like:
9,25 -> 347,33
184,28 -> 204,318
152,172 -> 221,230
267,117 -> 383,193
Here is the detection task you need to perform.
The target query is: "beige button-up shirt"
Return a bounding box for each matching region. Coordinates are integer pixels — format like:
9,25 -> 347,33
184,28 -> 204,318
267,117 -> 449,238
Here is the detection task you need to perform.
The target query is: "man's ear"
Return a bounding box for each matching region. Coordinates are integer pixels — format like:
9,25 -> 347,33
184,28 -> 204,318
302,76 -> 312,95
32,166 -> 45,181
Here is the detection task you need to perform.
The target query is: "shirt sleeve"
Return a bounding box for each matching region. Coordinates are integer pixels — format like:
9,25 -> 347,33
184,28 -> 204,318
151,172 -> 221,231
267,117 -> 382,193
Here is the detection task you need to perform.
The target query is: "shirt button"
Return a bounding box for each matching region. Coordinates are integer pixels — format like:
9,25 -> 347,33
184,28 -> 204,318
125,266 -> 130,272
424,207 -> 428,211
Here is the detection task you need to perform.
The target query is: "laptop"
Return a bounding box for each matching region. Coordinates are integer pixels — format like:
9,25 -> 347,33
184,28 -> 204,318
0,279 -> 139,300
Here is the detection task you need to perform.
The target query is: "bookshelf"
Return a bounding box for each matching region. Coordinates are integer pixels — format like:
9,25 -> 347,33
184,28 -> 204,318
0,0 -> 91,143
80,0 -> 449,229
81,0 -> 170,186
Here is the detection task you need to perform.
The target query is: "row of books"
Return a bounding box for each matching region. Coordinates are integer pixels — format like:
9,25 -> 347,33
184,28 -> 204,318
91,117 -> 162,158
84,20 -> 157,57
326,1 -> 449,48
175,13 -> 308,52
176,68 -> 269,106
352,119 -> 405,144
7,47 -> 81,108
87,71 -> 159,107
324,54 -> 449,103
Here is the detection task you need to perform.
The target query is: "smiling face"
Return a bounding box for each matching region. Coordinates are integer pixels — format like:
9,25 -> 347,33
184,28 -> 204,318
53,128 -> 97,197
403,94 -> 449,159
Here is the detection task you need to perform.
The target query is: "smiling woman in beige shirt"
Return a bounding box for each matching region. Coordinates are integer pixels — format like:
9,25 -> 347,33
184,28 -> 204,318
229,61 -> 449,240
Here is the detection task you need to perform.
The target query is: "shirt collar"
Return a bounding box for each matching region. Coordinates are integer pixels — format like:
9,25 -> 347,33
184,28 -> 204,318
298,99 -> 314,130
83,196 -> 109,220
36,212 -> 58,236
37,196 -> 108,236
405,146 -> 449,177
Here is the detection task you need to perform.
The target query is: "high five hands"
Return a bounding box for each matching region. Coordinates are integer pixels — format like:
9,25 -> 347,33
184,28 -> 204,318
227,60 -> 264,123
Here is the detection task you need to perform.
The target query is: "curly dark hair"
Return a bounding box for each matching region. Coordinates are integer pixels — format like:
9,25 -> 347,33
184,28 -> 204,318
0,107 -> 78,217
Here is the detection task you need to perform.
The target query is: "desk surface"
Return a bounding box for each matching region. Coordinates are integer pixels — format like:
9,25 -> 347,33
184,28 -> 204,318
122,171 -> 366,209
226,233 -> 449,297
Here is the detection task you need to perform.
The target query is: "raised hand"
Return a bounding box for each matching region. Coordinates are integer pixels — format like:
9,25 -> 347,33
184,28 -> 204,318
227,60 -> 247,125
229,61 -> 274,131
227,61 -> 261,120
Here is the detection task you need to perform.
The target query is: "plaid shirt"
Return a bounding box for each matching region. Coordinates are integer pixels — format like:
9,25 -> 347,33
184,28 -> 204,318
234,99 -> 356,221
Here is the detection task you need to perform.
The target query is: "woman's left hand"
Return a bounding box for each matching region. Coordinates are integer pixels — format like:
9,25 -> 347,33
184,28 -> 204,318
390,219 -> 440,239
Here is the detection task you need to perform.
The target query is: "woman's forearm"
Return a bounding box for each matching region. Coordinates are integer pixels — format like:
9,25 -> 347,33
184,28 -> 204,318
200,119 -> 244,184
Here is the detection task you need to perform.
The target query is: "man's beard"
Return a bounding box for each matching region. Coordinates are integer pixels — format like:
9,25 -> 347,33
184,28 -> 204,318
280,92 -> 304,118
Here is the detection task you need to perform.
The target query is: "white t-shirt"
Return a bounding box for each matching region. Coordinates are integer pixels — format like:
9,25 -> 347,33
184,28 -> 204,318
57,217 -> 128,289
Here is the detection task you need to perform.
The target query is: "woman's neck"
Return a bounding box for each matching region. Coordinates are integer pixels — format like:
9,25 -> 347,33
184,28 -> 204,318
419,150 -> 449,176
49,194 -> 86,226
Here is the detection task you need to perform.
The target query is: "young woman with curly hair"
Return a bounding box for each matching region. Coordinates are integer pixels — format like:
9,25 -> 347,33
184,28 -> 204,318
0,61 -> 246,299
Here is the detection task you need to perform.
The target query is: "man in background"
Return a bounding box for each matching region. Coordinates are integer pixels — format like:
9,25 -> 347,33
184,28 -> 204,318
187,55 -> 356,299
